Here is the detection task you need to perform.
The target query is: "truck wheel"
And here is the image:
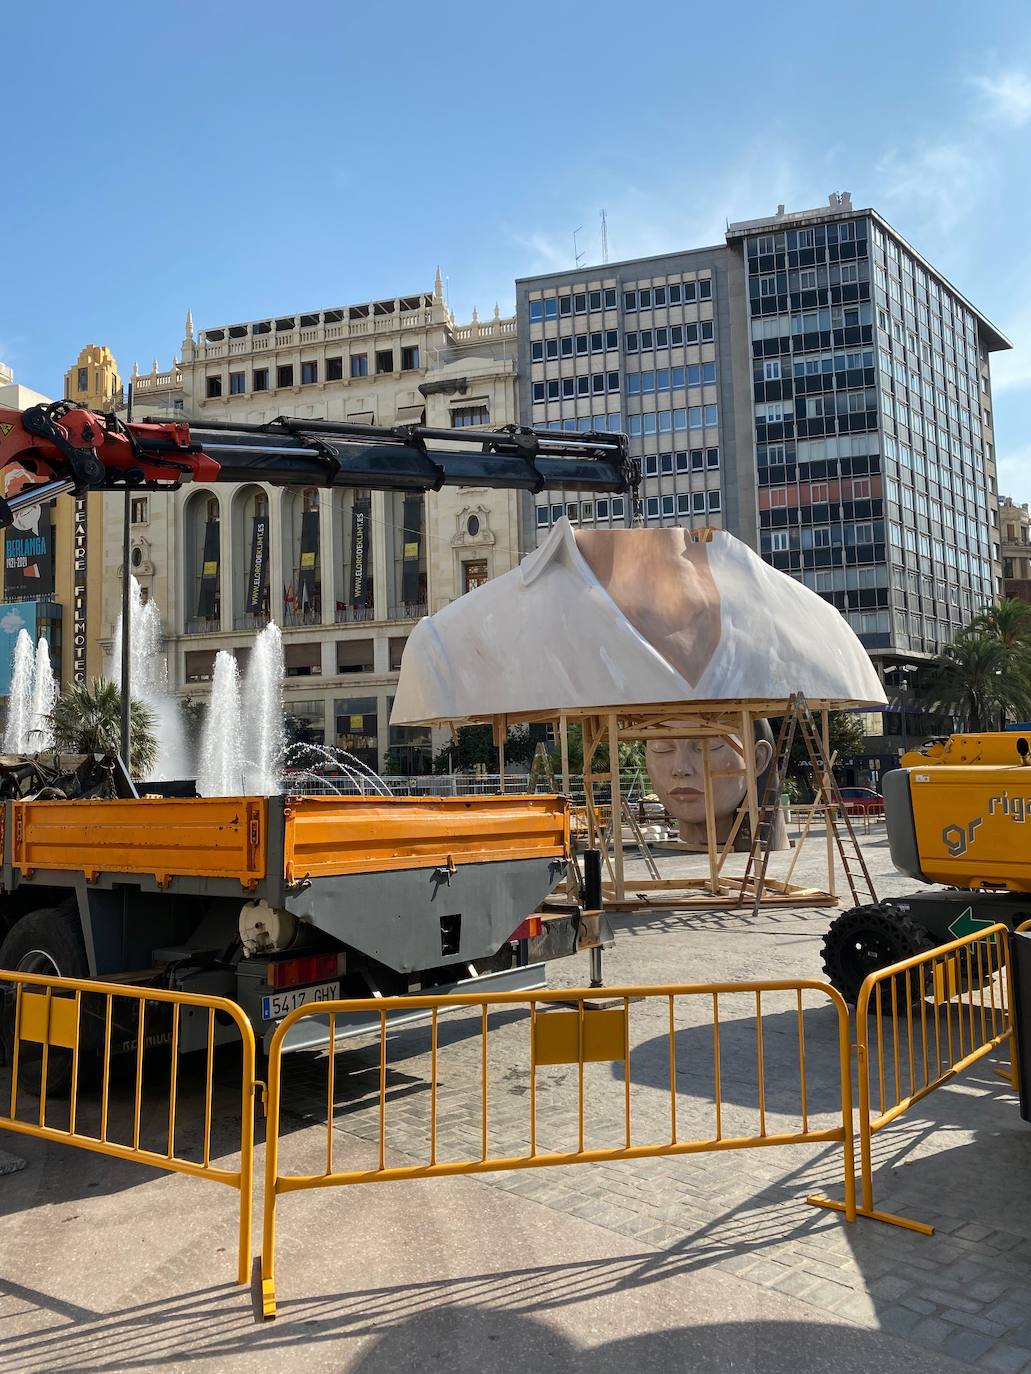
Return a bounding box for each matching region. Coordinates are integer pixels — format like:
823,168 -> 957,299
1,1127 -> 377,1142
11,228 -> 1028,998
822,904 -> 933,1009
0,904 -> 89,1095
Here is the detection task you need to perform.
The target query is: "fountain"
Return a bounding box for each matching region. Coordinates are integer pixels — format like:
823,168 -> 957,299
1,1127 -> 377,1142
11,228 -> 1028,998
111,577 -> 189,780
3,629 -> 36,753
29,638 -> 56,751
196,652 -> 245,797
242,623 -> 285,795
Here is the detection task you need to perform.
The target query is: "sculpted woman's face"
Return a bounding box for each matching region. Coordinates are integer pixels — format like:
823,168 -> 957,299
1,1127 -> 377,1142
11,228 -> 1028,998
646,722 -> 773,829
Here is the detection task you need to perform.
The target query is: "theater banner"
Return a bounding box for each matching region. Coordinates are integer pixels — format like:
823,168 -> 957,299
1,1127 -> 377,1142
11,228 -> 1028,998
246,515 -> 270,614
298,509 -> 320,608
349,497 -> 370,608
197,517 -> 220,620
4,503 -> 54,598
401,494 -> 423,604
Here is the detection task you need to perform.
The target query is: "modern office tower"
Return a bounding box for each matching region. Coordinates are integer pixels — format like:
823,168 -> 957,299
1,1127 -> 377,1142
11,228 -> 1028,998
516,247 -> 733,544
517,195 -> 1008,684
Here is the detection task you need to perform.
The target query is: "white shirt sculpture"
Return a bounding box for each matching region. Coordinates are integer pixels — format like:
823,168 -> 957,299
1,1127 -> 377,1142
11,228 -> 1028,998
391,519 -> 887,726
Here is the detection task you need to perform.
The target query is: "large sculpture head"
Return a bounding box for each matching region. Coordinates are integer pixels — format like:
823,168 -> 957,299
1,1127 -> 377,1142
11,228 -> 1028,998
645,717 -> 783,849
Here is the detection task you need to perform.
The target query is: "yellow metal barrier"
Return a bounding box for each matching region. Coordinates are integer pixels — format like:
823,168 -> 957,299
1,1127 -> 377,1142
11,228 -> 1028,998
260,980 -> 857,1318
847,923 -> 1016,1235
0,969 -> 256,1284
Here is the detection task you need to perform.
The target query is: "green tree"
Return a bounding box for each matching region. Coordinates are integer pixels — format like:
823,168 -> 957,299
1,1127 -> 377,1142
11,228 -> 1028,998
431,725 -> 536,774
49,679 -> 158,778
965,598 -> 1031,727
923,632 -> 1031,733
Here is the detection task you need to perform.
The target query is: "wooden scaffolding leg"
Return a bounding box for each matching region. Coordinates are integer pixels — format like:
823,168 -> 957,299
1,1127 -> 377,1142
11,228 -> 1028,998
609,712 -> 625,902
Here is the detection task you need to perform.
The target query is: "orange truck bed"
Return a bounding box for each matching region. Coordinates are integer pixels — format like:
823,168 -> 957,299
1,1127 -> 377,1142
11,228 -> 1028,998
6,793 -> 570,892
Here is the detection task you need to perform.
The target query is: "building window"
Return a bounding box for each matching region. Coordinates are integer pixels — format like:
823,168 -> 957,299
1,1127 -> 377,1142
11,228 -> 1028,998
764,361 -> 782,381
376,350 -> 394,374
326,356 -> 343,381
401,346 -> 420,371
530,301 -> 543,322
536,505 -> 549,528
206,375 -> 222,398
707,490 -> 721,512
277,364 -> 294,388
797,228 -> 815,248
810,483 -> 829,503
130,497 -> 148,524
645,496 -> 660,519
451,404 -> 490,428
77,367 -> 88,392
301,361 -> 318,385
253,368 -> 269,392
351,353 -> 369,378
771,531 -> 789,551
229,371 -> 245,395
699,278 -> 712,300
852,476 -> 871,499
813,526 -> 831,547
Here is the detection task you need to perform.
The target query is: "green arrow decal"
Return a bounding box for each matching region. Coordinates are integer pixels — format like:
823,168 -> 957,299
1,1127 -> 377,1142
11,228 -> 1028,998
947,907 -> 995,940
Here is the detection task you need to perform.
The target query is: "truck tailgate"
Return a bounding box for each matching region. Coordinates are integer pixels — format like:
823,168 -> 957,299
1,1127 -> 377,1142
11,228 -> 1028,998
281,794 -> 569,883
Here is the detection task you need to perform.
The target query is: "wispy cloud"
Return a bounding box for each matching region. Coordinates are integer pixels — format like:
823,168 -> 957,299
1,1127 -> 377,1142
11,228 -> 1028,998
874,140 -> 986,241
970,70 -> 1031,127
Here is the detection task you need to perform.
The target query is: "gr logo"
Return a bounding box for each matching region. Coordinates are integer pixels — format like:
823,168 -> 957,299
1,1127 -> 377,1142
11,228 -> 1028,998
942,817 -> 982,857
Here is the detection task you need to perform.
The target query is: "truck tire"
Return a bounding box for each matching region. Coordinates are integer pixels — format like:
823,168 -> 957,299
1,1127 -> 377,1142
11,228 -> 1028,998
0,903 -> 89,1095
822,904 -> 934,1009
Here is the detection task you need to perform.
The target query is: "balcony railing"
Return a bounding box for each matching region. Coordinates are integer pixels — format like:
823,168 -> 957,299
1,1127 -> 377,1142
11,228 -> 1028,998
387,603 -> 427,621
335,604 -> 376,624
234,611 -> 271,631
185,615 -> 221,635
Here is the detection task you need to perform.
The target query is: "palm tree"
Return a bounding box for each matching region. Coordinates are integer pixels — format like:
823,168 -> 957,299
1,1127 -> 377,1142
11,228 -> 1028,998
48,679 -> 158,778
923,633 -> 1031,733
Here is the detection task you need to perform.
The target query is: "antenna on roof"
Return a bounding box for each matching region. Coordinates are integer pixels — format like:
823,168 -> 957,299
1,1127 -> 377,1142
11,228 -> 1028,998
573,226 -> 585,269
600,209 -> 609,265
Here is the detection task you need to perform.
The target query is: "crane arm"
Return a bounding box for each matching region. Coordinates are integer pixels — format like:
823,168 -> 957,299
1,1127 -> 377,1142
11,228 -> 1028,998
0,402 -> 638,527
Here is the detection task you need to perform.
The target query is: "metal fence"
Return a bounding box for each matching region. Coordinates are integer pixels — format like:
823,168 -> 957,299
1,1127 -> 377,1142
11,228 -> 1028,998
0,969 -> 256,1284
848,923 -> 1017,1234
286,771 -> 652,803
258,978 -> 856,1318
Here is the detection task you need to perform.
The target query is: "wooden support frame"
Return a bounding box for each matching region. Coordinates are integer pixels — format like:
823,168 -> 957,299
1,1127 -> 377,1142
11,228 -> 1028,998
459,700 -> 851,913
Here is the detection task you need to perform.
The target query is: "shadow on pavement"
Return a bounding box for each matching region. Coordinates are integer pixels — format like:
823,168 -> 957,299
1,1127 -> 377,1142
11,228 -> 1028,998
0,1250 -> 959,1373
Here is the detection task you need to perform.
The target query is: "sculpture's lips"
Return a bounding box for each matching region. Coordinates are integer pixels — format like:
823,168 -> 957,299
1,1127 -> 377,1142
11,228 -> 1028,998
669,787 -> 702,799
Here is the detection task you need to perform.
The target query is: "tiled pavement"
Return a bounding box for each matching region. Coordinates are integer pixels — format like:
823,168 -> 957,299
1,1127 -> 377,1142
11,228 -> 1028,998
273,832 -> 1031,1371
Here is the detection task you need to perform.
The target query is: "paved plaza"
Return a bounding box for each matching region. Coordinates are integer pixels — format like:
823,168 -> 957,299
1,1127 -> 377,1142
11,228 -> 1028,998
1,825 -> 1030,1372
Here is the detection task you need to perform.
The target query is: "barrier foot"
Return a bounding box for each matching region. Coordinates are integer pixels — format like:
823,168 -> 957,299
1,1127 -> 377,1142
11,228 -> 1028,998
806,1194 -> 934,1236
261,1277 -> 277,1321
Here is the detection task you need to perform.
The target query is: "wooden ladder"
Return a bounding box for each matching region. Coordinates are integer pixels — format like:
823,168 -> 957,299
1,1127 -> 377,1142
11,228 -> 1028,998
738,693 -> 878,915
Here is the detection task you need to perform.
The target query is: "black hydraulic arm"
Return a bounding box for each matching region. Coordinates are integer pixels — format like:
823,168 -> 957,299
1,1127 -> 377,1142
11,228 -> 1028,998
171,417 -> 638,497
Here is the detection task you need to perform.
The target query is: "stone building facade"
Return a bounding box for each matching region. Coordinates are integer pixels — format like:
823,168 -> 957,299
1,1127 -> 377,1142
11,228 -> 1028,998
102,278 -> 525,773
1000,495 -> 1031,603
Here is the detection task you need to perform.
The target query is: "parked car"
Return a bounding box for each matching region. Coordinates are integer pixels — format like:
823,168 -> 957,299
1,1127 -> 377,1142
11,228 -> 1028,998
838,786 -> 885,816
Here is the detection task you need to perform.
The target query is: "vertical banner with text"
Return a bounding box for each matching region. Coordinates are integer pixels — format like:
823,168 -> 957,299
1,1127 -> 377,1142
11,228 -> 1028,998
246,516 -> 269,614
297,509 -> 320,610
73,497 -> 88,686
197,518 -> 220,621
349,497 -> 371,610
401,494 -> 423,607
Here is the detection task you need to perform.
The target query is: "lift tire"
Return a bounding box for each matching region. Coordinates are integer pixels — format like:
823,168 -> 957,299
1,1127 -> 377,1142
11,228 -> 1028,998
0,903 -> 91,1095
821,903 -> 934,1009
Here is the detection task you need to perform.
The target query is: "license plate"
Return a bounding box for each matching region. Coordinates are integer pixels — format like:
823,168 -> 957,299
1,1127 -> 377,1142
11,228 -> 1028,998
261,981 -> 339,1022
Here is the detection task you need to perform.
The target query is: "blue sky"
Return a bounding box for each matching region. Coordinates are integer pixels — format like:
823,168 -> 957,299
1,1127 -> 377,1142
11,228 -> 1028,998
2,0 -> 1029,500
